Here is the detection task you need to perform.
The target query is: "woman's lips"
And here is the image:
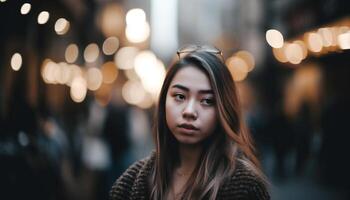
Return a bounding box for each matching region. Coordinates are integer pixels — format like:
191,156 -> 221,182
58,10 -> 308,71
177,123 -> 199,133
178,123 -> 199,130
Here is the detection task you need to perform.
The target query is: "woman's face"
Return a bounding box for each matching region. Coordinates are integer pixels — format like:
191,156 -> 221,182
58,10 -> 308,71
166,65 -> 218,145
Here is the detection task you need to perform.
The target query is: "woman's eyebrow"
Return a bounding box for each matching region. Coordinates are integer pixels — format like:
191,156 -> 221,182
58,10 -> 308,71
171,84 -> 213,94
171,84 -> 189,91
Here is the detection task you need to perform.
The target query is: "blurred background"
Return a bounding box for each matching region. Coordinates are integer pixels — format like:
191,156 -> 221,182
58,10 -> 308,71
0,0 -> 349,199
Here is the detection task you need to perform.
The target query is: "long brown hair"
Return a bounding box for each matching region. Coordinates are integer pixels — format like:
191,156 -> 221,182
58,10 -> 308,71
150,51 -> 266,199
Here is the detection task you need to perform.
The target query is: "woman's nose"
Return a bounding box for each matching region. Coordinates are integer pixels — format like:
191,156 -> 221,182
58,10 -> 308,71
182,99 -> 198,120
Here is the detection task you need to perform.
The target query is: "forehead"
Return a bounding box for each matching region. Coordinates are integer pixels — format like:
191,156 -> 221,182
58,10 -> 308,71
169,65 -> 212,91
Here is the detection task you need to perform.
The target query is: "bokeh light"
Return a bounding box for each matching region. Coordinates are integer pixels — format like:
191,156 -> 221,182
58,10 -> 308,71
134,51 -> 157,79
54,18 -> 70,35
124,68 -> 140,81
226,56 -> 249,82
84,43 -> 99,63
65,43 -> 79,63
126,8 -> 146,25
266,29 -> 284,48
101,61 -> 118,84
55,62 -> 71,84
11,53 -> 22,71
139,59 -> 166,100
306,32 -> 323,52
66,64 -> 83,86
86,67 -> 103,91
235,51 -> 255,72
122,80 -> 146,105
337,31 -> 350,50
20,3 -> 31,15
137,92 -> 154,109
272,44 -> 288,63
318,28 -> 333,47
293,40 -> 308,59
125,8 -> 150,43
70,76 -> 87,103
125,21 -> 150,43
285,43 -> 303,64
102,36 -> 119,55
99,3 -> 124,37
41,59 -> 58,84
37,11 -> 50,24
114,46 -> 139,70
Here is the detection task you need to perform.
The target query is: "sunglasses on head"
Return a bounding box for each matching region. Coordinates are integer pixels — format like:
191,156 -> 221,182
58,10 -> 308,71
176,44 -> 223,60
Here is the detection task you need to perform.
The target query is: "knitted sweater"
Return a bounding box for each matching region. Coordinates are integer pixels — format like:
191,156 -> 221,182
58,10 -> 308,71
109,152 -> 270,200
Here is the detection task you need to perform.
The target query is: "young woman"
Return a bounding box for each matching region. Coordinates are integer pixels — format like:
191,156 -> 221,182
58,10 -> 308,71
110,45 -> 270,200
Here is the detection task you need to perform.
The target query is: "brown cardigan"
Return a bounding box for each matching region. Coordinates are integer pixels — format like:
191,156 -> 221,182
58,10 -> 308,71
109,152 -> 270,200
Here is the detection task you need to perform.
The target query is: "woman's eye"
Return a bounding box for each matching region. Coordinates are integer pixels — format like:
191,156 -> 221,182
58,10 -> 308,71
174,94 -> 185,101
201,98 -> 215,106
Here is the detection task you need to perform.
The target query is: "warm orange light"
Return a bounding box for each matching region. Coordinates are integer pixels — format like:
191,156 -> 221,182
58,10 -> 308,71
235,51 -> 255,72
65,43 -> 79,63
41,59 -> 56,84
70,76 -> 87,103
293,40 -> 308,59
137,93 -> 154,109
55,18 -> 70,35
318,28 -> 333,47
84,43 -> 99,63
272,44 -> 288,63
86,67 -> 103,91
122,80 -> 146,105
102,37 -> 119,55
101,61 -> 118,84
99,3 -> 124,37
285,43 -> 303,64
306,32 -> 323,52
124,69 -> 140,81
226,56 -> 249,82
56,62 -> 71,84
338,31 -> 350,49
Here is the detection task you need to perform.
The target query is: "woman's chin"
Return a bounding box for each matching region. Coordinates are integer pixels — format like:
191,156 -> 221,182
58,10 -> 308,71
174,134 -> 202,145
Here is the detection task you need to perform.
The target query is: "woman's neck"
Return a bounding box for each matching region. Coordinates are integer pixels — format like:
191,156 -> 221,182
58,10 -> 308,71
177,143 -> 203,174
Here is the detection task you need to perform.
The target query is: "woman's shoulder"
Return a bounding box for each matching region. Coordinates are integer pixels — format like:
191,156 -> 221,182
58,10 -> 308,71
109,151 -> 155,200
219,160 -> 270,200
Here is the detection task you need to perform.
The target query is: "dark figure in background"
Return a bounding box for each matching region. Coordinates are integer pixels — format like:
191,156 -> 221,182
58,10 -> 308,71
269,107 -> 295,179
292,103 -> 313,176
320,98 -> 350,190
103,104 -> 131,198
0,63 -> 62,200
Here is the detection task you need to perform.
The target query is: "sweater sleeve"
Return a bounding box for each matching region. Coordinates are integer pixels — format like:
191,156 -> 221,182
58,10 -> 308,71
219,165 -> 270,200
109,159 -> 145,200
246,175 -> 270,200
